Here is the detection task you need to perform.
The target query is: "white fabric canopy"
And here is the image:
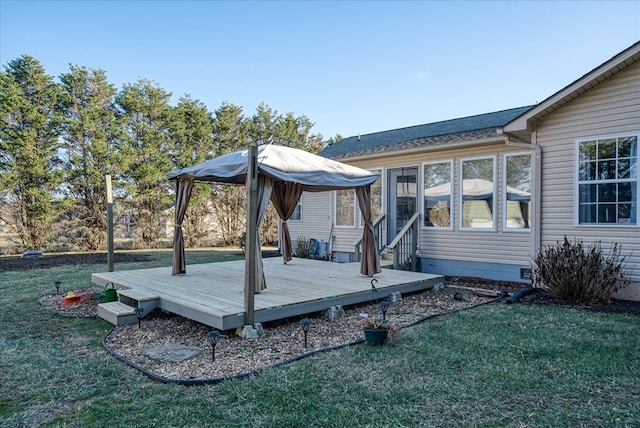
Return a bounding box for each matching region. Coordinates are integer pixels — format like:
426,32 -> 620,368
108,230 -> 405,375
167,144 -> 379,191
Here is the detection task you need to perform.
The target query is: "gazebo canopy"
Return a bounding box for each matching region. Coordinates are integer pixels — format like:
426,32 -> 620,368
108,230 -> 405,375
167,144 -> 382,295
167,144 -> 379,191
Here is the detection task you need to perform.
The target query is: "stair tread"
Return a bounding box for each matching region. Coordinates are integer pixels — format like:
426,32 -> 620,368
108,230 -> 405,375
117,288 -> 159,301
98,301 -> 135,315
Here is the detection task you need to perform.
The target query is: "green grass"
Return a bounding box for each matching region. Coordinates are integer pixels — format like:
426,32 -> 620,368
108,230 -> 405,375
1,251 -> 639,427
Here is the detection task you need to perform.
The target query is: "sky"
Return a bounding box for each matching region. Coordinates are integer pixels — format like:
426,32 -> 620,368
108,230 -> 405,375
1,1 -> 639,140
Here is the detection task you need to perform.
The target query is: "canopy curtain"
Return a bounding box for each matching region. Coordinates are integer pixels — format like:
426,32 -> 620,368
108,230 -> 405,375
172,174 -> 195,275
270,181 -> 303,264
356,186 -> 381,276
254,175 -> 273,293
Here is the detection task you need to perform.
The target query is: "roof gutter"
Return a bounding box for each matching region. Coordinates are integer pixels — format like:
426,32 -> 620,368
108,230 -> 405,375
499,129 -> 541,256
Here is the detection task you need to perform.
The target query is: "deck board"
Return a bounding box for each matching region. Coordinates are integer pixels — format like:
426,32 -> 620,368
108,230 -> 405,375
92,257 -> 442,330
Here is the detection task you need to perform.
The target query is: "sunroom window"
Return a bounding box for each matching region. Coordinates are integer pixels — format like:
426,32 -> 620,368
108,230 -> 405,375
461,157 -> 495,229
423,161 -> 452,228
504,153 -> 532,230
358,170 -> 383,227
335,189 -> 356,226
290,195 -> 302,221
577,135 -> 638,225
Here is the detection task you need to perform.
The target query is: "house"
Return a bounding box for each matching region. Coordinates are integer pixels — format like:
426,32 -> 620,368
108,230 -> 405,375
287,41 -> 640,301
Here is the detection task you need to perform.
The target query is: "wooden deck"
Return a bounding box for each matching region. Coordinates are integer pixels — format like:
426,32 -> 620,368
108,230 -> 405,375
92,258 -> 442,331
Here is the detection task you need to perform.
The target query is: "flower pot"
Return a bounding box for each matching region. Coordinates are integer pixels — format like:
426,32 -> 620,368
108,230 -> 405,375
364,328 -> 388,346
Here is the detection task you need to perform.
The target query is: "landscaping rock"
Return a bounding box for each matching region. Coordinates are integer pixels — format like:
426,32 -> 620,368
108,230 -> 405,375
143,345 -> 203,363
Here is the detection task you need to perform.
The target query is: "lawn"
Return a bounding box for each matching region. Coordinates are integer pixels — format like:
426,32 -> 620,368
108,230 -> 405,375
1,250 -> 639,427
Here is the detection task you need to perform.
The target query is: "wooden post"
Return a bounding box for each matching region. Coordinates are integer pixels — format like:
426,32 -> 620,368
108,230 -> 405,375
244,145 -> 258,326
106,174 -> 114,272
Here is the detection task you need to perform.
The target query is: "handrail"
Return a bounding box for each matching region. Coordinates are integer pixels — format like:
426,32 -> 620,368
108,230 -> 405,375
386,212 -> 420,250
353,213 -> 386,260
387,212 -> 420,271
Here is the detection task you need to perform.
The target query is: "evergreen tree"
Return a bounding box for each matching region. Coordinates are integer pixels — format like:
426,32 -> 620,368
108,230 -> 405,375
59,65 -> 119,250
0,55 -> 64,250
115,79 -> 174,248
168,95 -> 215,246
209,102 -> 249,245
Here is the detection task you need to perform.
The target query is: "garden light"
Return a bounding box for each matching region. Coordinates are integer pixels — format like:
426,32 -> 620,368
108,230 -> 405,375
208,331 -> 222,361
134,307 -> 144,328
300,318 -> 311,348
380,300 -> 390,320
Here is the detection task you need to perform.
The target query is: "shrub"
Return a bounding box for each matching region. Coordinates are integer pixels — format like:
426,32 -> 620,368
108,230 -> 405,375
293,236 -> 309,258
531,236 -> 630,303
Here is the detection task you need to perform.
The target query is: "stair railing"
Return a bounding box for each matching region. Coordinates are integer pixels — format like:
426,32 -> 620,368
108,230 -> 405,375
386,212 -> 420,271
353,213 -> 386,261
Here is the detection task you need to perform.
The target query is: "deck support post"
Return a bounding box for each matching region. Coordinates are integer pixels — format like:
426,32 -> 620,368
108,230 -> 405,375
244,145 -> 258,326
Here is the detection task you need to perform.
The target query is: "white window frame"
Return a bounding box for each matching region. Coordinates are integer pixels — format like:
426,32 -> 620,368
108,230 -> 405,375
290,194 -> 303,221
459,155 -> 496,231
503,152 -> 532,232
334,188 -> 356,228
574,133 -> 639,227
422,160 -> 453,230
358,168 -> 384,228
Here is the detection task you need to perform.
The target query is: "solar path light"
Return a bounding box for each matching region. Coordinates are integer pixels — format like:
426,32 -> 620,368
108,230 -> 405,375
208,331 -> 222,362
300,318 -> 311,348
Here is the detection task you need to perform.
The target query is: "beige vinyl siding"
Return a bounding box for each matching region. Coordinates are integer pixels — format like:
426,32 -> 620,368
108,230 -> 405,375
346,142 -> 533,266
536,60 -> 640,282
286,191 -> 333,249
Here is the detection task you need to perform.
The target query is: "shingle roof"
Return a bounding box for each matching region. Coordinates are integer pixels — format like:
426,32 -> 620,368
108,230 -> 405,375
320,106 -> 534,160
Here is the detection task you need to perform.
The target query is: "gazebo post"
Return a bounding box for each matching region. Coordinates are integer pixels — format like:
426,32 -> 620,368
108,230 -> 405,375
244,145 -> 258,326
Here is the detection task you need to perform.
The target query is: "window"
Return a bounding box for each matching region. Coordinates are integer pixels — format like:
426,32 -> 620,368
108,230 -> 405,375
461,157 -> 495,229
370,171 -> 383,221
504,153 -> 532,230
577,135 -> 637,225
335,189 -> 355,226
423,161 -> 452,228
359,170 -> 383,227
290,195 -> 302,221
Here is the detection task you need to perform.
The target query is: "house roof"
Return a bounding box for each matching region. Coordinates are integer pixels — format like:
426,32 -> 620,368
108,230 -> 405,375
504,41 -> 640,137
320,106 -> 533,160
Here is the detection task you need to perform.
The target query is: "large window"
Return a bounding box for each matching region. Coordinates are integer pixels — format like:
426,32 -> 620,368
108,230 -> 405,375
370,171 -> 383,221
504,153 -> 532,230
335,189 -> 356,226
461,157 -> 495,229
577,135 -> 638,225
290,195 -> 302,221
423,161 -> 452,228
359,170 -> 383,227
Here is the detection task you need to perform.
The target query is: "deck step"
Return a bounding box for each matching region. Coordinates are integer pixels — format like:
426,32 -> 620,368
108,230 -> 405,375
97,301 -> 137,326
117,288 -> 160,318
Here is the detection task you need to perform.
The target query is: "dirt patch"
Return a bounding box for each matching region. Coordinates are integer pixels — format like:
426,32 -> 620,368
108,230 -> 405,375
0,252 -> 152,272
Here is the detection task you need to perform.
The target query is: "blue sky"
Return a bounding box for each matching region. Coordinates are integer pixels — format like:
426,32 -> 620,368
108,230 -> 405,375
1,1 -> 639,139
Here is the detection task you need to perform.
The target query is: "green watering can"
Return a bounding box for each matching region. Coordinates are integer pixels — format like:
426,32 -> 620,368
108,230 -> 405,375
102,282 -> 117,302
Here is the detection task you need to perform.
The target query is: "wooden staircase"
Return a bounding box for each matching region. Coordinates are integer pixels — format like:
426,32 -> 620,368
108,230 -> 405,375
97,288 -> 160,326
354,212 -> 420,272
384,212 -> 420,271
